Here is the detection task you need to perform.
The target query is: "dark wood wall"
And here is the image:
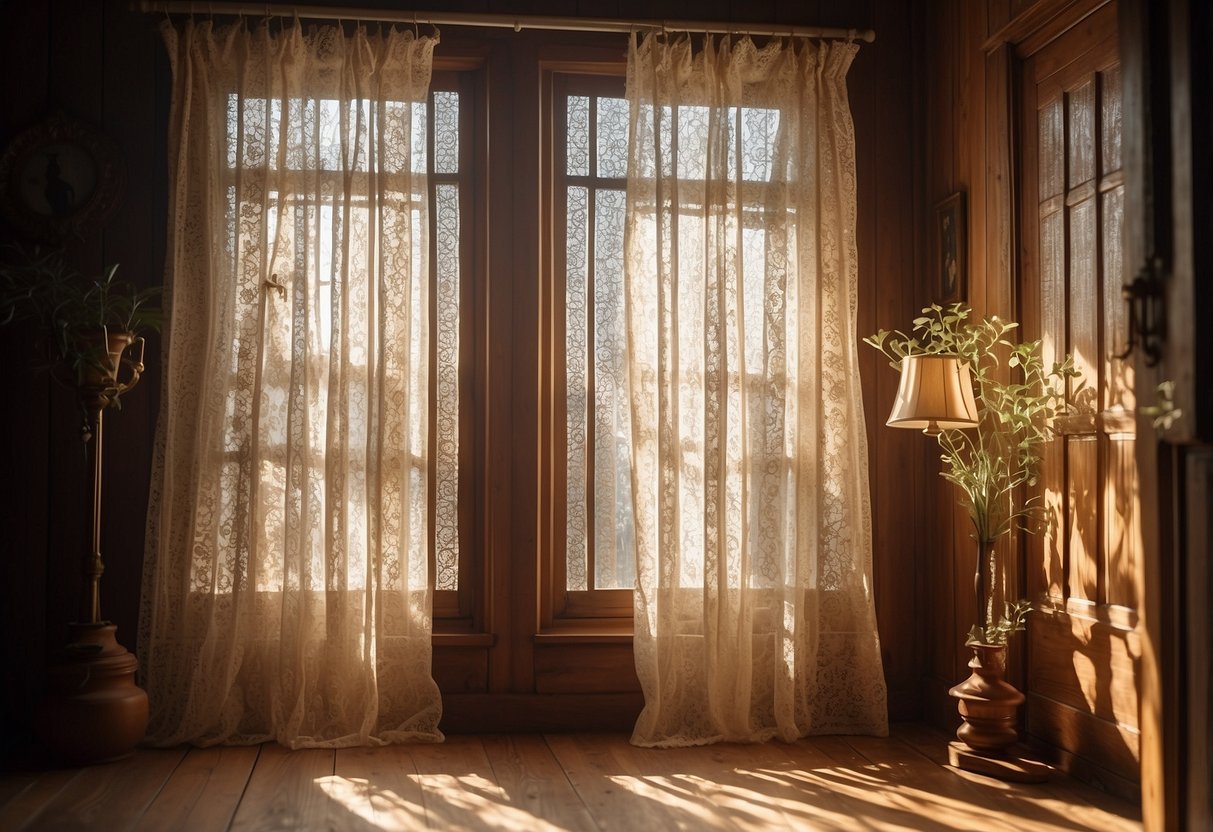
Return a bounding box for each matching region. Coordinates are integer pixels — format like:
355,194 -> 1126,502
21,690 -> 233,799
0,0 -> 922,750
0,0 -> 168,759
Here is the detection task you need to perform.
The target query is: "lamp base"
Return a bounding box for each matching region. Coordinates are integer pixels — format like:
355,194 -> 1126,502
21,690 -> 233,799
35,623 -> 148,765
947,741 -> 1052,783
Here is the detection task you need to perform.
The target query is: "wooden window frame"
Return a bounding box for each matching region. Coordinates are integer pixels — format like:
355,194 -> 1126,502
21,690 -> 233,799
538,59 -> 634,633
429,61 -> 489,636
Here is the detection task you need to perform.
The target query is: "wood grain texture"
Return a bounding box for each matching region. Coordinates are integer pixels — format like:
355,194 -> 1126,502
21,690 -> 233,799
1027,693 -> 1141,796
227,744 -> 335,831
408,734 -> 512,830
0,731 -> 1141,831
330,744 -> 429,830
1027,611 -> 1140,729
533,643 -> 640,693
19,748 -> 185,831
132,746 -> 258,832
481,734 -> 597,831
0,766 -> 84,831
897,721 -> 1141,832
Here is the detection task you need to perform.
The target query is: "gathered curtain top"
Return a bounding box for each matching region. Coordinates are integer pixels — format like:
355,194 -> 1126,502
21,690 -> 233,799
161,19 -> 439,99
626,32 -> 858,104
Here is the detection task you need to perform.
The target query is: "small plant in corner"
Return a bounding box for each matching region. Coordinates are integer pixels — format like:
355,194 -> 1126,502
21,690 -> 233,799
865,303 -> 1081,644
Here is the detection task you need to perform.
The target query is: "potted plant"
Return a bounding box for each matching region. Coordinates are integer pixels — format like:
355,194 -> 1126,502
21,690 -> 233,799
1,244 -> 161,412
866,303 -> 1078,760
0,244 -> 161,763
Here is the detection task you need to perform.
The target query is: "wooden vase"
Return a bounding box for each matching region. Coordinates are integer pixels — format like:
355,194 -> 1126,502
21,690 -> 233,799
948,642 -> 1024,754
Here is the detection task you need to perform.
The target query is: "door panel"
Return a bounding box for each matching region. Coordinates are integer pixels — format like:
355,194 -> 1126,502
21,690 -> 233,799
1020,2 -> 1141,788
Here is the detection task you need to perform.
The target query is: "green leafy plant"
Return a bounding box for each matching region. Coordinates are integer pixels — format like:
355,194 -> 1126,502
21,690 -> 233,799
0,245 -> 162,404
968,599 -> 1032,647
866,303 -> 1081,644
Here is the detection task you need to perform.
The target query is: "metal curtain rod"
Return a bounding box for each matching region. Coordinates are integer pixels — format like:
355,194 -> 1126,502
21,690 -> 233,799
135,1 -> 876,43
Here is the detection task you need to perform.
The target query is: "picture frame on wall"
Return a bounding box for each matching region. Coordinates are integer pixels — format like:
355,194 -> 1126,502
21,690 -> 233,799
935,191 -> 966,303
0,110 -> 124,243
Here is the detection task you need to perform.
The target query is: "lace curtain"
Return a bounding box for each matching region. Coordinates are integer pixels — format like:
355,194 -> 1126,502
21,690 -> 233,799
624,34 -> 888,746
140,20 -> 443,747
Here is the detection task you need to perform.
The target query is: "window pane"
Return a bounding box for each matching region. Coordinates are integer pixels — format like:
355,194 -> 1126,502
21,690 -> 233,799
565,185 -> 590,591
434,181 -> 461,591
596,97 -> 628,179
567,95 -> 590,177
562,87 -> 634,594
591,187 -> 633,589
434,91 -> 459,174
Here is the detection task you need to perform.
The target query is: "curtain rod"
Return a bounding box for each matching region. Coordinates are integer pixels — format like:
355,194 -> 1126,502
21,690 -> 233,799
134,2 -> 876,43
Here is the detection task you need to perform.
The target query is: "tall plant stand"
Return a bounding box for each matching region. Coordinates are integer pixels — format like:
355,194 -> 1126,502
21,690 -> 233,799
35,332 -> 149,764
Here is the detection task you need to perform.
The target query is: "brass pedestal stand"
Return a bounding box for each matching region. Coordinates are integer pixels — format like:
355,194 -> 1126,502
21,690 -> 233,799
36,332 -> 149,764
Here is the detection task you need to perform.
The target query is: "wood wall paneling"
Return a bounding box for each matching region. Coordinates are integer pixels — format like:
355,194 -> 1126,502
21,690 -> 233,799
0,0 -> 52,760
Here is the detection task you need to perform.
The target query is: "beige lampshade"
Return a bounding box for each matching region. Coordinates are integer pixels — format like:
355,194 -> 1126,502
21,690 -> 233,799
886,354 -> 979,434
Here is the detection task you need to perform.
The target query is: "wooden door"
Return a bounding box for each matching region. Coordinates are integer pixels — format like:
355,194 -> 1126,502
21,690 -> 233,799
1019,2 -> 1142,792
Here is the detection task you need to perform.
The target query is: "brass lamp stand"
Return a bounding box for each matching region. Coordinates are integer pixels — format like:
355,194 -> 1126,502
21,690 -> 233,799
35,330 -> 150,764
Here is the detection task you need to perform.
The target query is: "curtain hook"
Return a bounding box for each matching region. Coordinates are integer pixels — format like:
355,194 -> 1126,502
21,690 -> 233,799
847,28 -> 857,43
413,12 -> 419,39
513,19 -> 522,33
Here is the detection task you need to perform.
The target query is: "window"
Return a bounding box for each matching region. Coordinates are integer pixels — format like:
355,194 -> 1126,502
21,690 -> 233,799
544,69 -> 634,624
217,68 -> 481,620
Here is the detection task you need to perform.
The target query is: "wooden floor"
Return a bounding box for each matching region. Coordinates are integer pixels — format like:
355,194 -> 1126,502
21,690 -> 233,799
0,724 -> 1141,831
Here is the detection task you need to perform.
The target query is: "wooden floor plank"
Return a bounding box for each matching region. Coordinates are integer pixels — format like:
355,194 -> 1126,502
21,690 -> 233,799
544,733 -> 723,831
17,748 -> 186,831
0,728 -> 1143,831
329,744 -> 428,831
227,744 -> 335,832
409,734 -> 521,830
482,735 -> 598,832
845,733 -> 1038,831
628,741 -> 795,831
0,769 -> 43,809
0,766 -> 86,831
132,745 -> 259,832
737,737 -> 917,832
894,722 -> 1141,832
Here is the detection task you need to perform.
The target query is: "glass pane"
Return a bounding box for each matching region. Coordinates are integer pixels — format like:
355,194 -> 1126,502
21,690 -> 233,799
596,96 -> 629,179
592,188 -> 633,590
434,91 -> 459,174
434,183 -> 460,591
567,95 -> 590,177
565,185 -> 590,592
740,107 -> 780,182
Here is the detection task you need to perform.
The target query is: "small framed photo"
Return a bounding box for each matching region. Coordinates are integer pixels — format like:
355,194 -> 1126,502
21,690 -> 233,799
0,110 -> 124,242
935,191 -> 967,303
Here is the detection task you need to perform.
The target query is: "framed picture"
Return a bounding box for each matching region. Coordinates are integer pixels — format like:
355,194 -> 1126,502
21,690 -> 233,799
935,191 -> 967,303
0,110 -> 124,242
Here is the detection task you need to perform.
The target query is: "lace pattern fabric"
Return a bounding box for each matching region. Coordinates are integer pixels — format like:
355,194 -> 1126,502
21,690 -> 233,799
140,19 -> 442,747
624,33 -> 888,747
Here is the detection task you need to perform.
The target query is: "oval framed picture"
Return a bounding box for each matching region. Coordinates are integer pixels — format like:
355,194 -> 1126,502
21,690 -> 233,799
0,110 -> 124,242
